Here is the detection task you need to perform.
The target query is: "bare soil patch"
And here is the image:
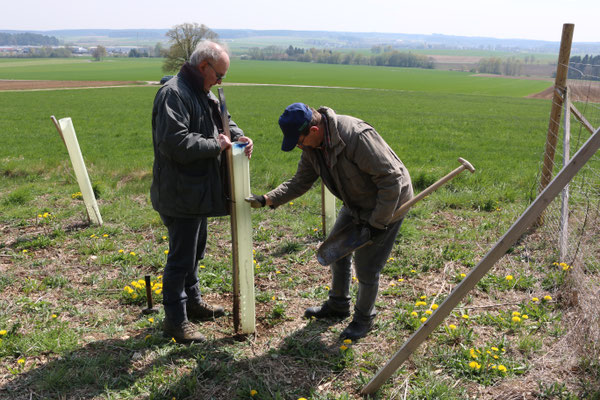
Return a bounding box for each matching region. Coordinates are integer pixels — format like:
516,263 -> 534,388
0,79 -> 148,91
527,81 -> 600,103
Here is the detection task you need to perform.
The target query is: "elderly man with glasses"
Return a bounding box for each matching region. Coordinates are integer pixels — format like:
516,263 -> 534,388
151,40 -> 253,343
246,103 -> 413,340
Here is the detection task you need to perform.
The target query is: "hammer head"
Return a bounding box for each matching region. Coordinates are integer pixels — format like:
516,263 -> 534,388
458,157 -> 475,173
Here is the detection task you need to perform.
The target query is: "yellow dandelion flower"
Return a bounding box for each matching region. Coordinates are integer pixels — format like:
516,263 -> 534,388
22,249 -> 28,253
164,250 -> 169,255
288,278 -> 292,282
148,318 -> 154,323
275,270 -> 281,274
339,345 -> 348,351
532,297 -> 539,302
468,361 -> 480,369
0,330 -> 7,336
155,289 -> 162,295
462,314 -> 469,319
200,265 -> 205,269
313,228 -> 318,232
410,311 -> 418,317
448,324 -> 457,330
51,314 -> 57,319
171,337 -> 176,343
420,295 -> 427,300
415,301 -> 426,307
162,236 -> 167,240
420,317 -> 427,323
460,273 -> 466,278
491,347 -> 499,351
512,316 -> 521,323
271,296 -> 276,300
493,355 -> 499,359
253,259 -> 257,264
491,364 -> 497,369
512,311 -> 521,316
425,310 -> 432,315
343,339 -> 352,344
388,257 -> 394,261
299,398 -> 308,400
505,275 -> 513,281
129,251 -> 136,256
103,234 -> 109,238
410,269 -> 416,273
522,314 -> 529,319
250,389 -> 258,396
17,358 -> 25,365
398,278 -> 404,282
431,304 -> 438,310
118,249 -> 124,253
497,365 -> 507,372
324,286 -> 330,290
289,202 -> 294,205
37,214 -> 43,218
544,295 -> 552,301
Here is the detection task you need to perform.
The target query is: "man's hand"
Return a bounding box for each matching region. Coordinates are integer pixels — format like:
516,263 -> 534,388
237,136 -> 253,158
218,133 -> 232,151
245,193 -> 266,208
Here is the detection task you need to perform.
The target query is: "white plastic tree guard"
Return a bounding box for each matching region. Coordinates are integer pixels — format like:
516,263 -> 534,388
51,116 -> 102,226
232,142 -> 256,333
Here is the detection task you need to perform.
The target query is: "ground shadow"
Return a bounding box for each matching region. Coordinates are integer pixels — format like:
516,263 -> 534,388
0,317 -> 366,400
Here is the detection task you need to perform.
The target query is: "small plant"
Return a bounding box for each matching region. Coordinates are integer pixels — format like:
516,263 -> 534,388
121,275 -> 162,305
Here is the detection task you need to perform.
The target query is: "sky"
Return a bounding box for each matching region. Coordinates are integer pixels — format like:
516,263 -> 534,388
3,0 -> 598,43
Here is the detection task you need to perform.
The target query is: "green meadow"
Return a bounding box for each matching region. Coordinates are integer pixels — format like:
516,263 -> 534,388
1,58 -> 597,399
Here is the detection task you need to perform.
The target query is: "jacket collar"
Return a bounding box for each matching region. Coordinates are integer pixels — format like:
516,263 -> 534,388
318,107 -> 346,164
178,62 -> 207,96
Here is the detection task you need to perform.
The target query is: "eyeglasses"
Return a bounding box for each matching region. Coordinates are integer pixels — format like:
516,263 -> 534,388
207,62 -> 226,81
297,132 -> 308,148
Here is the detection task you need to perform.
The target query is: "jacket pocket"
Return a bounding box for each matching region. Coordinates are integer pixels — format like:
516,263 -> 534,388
175,172 -> 225,215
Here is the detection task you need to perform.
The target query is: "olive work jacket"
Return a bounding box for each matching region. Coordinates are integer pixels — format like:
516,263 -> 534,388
266,107 -> 413,229
150,64 -> 244,218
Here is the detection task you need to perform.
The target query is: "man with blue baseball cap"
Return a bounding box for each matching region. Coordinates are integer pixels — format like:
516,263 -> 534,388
246,103 -> 413,340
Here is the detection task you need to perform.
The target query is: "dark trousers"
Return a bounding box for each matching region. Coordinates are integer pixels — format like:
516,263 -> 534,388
327,206 -> 404,322
160,214 -> 208,325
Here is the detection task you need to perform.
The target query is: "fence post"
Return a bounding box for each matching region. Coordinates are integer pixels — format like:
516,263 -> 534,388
538,23 -> 574,224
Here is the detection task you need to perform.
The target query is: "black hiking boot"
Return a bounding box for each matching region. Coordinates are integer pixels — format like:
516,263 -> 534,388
304,302 -> 350,319
163,319 -> 206,343
187,300 -> 225,321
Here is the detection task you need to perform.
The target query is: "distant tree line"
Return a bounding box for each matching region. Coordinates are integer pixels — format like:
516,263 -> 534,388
568,55 -> 600,81
477,57 -> 523,76
0,32 -> 59,46
246,45 -> 434,69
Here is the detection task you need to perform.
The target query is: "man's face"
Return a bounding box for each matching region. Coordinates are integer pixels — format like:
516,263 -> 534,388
199,52 -> 230,92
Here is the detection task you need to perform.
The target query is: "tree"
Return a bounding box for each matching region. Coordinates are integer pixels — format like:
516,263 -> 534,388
91,45 -> 107,61
163,23 -> 218,73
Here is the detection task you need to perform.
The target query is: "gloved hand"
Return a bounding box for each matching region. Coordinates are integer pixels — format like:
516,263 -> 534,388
245,193 -> 266,208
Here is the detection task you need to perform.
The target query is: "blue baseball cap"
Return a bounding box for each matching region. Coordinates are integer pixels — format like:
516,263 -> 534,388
279,103 -> 312,152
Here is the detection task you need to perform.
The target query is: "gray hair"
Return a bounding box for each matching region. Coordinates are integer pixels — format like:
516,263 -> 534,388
189,40 -> 229,66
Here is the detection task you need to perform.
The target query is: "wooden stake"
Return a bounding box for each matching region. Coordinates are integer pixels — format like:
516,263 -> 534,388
361,125 -> 600,395
538,23 -> 574,224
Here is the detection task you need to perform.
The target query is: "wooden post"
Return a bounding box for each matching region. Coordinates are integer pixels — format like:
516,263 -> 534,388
361,126 -> 600,395
321,182 -> 336,236
538,23 -> 574,224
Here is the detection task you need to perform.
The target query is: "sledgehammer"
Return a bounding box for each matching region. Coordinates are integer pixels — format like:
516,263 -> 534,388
316,157 -> 475,266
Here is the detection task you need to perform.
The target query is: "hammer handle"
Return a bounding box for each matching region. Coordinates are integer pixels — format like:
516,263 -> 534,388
389,163 -> 470,223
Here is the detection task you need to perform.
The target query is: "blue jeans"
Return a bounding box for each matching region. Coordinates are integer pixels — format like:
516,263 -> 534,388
327,206 -> 403,323
160,214 -> 207,325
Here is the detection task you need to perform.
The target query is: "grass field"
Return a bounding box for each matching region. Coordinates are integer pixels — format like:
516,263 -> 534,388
0,58 -> 552,97
1,58 -> 599,400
